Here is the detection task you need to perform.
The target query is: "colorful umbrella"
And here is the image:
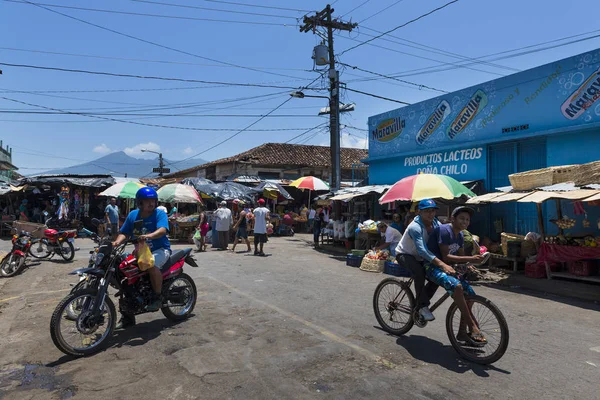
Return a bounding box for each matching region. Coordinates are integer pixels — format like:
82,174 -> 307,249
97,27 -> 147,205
255,181 -> 294,200
378,174 -> 476,204
98,181 -> 144,199
157,183 -> 203,204
289,176 -> 329,191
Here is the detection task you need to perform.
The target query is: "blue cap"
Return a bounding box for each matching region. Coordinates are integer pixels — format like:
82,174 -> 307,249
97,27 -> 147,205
417,199 -> 438,210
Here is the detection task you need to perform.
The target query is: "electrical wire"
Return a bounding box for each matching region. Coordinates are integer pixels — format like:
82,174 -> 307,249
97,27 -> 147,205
339,62 -> 448,93
13,0 -> 307,80
0,62 -> 321,90
338,0 -> 459,56
359,0 -> 405,23
4,0 -> 295,26
0,46 -> 312,72
284,122 -> 328,143
343,87 -> 410,105
130,0 -> 298,20
0,111 -> 325,118
202,0 -> 311,13
340,0 -> 371,18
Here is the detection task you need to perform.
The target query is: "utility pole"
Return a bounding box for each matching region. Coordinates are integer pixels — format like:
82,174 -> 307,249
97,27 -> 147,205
158,153 -> 164,178
300,5 -> 357,190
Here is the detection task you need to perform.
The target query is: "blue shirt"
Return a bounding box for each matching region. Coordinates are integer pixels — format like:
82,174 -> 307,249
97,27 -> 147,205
396,216 -> 440,262
120,209 -> 170,251
428,224 -> 464,260
390,221 -> 403,234
105,204 -> 120,224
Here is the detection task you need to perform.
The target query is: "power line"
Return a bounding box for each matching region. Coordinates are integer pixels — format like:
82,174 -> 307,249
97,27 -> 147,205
340,0 -> 371,18
0,62 -> 321,90
339,62 -> 448,93
343,87 -> 410,105
14,0 -> 306,80
130,0 -> 298,20
338,0 -> 459,56
0,46 -> 311,72
284,123 -> 328,143
4,0 -> 295,26
359,0 -> 405,23
0,111 -> 325,118
202,0 -> 311,13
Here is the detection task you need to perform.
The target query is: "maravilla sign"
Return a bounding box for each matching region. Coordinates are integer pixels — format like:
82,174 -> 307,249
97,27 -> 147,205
368,48 -> 600,159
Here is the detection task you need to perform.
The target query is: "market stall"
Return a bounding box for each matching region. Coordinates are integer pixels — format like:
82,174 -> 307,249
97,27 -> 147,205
157,183 -> 203,242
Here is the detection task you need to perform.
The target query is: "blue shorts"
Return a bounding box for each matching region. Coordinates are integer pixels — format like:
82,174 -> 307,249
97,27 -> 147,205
425,264 -> 475,297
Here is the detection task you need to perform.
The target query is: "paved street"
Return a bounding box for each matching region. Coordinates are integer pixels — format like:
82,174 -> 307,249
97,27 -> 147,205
0,236 -> 598,400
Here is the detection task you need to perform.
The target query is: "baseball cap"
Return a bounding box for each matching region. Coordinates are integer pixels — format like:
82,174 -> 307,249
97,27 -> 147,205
257,198 -> 265,205
451,206 -> 474,217
417,199 -> 438,210
220,200 -> 227,206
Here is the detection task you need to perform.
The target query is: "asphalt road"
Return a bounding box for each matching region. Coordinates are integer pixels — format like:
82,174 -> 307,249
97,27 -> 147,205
0,236 -> 598,400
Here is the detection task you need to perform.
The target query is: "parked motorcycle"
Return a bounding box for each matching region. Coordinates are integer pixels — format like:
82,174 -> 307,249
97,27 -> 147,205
50,219 -> 199,357
1,224 -> 33,277
29,217 -> 77,262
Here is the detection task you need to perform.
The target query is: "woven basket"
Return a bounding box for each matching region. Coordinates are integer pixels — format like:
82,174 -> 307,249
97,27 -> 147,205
509,165 -> 577,191
359,257 -> 385,273
573,161 -> 600,186
500,232 -> 525,256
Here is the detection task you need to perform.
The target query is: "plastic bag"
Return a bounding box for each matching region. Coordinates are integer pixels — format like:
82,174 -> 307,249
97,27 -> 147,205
137,241 -> 154,271
193,229 -> 201,240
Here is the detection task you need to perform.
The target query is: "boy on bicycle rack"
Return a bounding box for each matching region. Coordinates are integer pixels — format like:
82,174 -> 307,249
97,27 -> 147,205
426,206 -> 488,345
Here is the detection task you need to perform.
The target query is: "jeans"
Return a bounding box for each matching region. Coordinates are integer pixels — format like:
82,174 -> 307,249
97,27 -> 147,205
396,254 -> 438,309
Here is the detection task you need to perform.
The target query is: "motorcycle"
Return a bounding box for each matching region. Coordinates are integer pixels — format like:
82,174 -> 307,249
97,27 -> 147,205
50,219 -> 199,357
0,224 -> 33,277
29,217 -> 77,262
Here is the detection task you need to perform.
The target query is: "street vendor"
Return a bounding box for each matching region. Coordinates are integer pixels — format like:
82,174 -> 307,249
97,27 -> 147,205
373,222 -> 402,256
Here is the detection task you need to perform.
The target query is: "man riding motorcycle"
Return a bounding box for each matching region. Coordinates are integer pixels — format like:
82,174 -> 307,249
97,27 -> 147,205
113,187 -> 170,329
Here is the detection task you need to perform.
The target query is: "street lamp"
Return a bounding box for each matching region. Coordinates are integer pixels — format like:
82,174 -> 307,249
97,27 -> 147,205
141,148 -> 166,177
289,91 -> 329,99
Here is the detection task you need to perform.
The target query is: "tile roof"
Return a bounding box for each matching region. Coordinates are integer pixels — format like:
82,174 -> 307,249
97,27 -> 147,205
165,143 -> 368,177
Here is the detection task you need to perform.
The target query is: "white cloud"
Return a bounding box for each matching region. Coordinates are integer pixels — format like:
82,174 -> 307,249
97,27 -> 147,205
124,142 -> 161,158
183,147 -> 193,155
341,133 -> 368,149
93,144 -> 111,154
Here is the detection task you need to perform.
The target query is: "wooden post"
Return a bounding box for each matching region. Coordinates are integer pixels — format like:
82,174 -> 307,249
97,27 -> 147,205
555,199 -> 564,235
536,203 -> 545,238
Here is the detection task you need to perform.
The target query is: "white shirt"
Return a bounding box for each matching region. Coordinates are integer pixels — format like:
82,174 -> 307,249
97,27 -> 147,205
157,206 -> 168,214
253,207 -> 269,234
214,207 -> 232,231
384,226 -> 402,244
308,209 -> 316,219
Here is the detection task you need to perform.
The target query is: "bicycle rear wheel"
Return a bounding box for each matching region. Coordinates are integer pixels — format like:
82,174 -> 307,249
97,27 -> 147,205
373,277 -> 415,336
445,294 -> 509,364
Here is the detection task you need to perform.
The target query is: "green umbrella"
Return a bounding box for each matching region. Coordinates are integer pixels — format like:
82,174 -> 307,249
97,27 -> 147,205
99,181 -> 144,199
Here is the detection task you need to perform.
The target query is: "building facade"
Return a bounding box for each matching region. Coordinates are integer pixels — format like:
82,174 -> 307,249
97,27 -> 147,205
0,140 -> 18,182
366,48 -> 600,237
165,143 -> 368,184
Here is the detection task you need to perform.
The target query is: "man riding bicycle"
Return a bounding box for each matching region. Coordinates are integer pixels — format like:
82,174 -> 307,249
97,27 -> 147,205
395,199 -> 449,322
427,206 -> 487,345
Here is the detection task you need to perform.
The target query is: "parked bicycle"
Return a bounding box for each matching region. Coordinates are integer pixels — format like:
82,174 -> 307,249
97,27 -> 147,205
373,269 -> 509,365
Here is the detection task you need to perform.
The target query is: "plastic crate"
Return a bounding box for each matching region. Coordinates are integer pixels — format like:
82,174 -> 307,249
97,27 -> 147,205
346,254 -> 363,268
525,263 -> 546,279
568,260 -> 598,277
384,261 -> 411,277
351,249 -> 366,257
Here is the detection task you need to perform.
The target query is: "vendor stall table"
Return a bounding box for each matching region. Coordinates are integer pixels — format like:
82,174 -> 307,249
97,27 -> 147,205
537,243 -> 600,283
356,231 -> 381,250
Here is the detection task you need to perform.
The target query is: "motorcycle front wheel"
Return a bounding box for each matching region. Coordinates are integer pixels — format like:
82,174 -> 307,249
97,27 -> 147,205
0,253 -> 26,277
50,288 -> 116,357
58,241 -> 75,262
161,273 -> 197,321
29,239 -> 52,259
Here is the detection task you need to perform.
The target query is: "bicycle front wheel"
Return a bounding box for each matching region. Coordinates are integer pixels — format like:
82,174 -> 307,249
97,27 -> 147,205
373,277 -> 415,336
445,294 -> 509,364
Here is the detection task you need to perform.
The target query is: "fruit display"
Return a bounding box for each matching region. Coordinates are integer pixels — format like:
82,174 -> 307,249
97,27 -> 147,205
550,216 -> 576,230
544,235 -> 600,247
366,250 -> 389,260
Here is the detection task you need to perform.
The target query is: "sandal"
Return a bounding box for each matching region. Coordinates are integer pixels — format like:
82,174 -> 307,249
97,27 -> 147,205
463,332 -> 487,347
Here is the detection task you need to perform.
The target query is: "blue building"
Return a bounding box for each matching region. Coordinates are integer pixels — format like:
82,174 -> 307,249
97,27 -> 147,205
366,48 -> 600,238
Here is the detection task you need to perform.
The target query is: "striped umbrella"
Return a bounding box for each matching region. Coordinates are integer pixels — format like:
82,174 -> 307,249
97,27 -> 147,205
98,181 -> 144,199
379,174 -> 475,204
289,176 -> 330,191
157,183 -> 203,204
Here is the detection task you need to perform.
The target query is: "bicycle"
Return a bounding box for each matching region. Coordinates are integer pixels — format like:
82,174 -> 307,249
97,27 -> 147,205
373,268 -> 509,365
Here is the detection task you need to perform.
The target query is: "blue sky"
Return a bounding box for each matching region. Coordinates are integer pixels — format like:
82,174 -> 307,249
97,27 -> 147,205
1,0 -> 599,175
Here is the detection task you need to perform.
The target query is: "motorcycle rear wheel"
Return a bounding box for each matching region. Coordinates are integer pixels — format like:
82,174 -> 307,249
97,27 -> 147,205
0,253 -> 26,277
29,239 -> 52,259
161,273 -> 197,321
59,241 -> 75,262
50,288 -> 116,357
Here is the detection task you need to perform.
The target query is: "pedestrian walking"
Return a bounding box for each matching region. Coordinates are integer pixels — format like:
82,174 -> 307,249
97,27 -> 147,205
214,201 -> 232,250
231,203 -> 251,252
193,211 -> 209,252
307,207 -> 316,233
252,198 -> 270,256
105,197 -> 120,240
313,209 -> 324,248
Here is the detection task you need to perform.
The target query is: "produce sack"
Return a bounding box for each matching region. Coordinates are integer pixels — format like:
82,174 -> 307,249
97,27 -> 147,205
137,241 -> 155,271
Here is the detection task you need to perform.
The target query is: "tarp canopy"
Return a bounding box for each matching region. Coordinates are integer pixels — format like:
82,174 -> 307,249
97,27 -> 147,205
489,192 -> 533,203
15,174 -> 116,188
254,181 -> 294,200
466,192 -> 508,204
194,182 -> 260,202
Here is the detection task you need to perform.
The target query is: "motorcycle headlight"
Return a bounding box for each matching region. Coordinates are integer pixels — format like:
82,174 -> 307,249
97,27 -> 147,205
94,253 -> 105,267
21,238 -> 29,245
